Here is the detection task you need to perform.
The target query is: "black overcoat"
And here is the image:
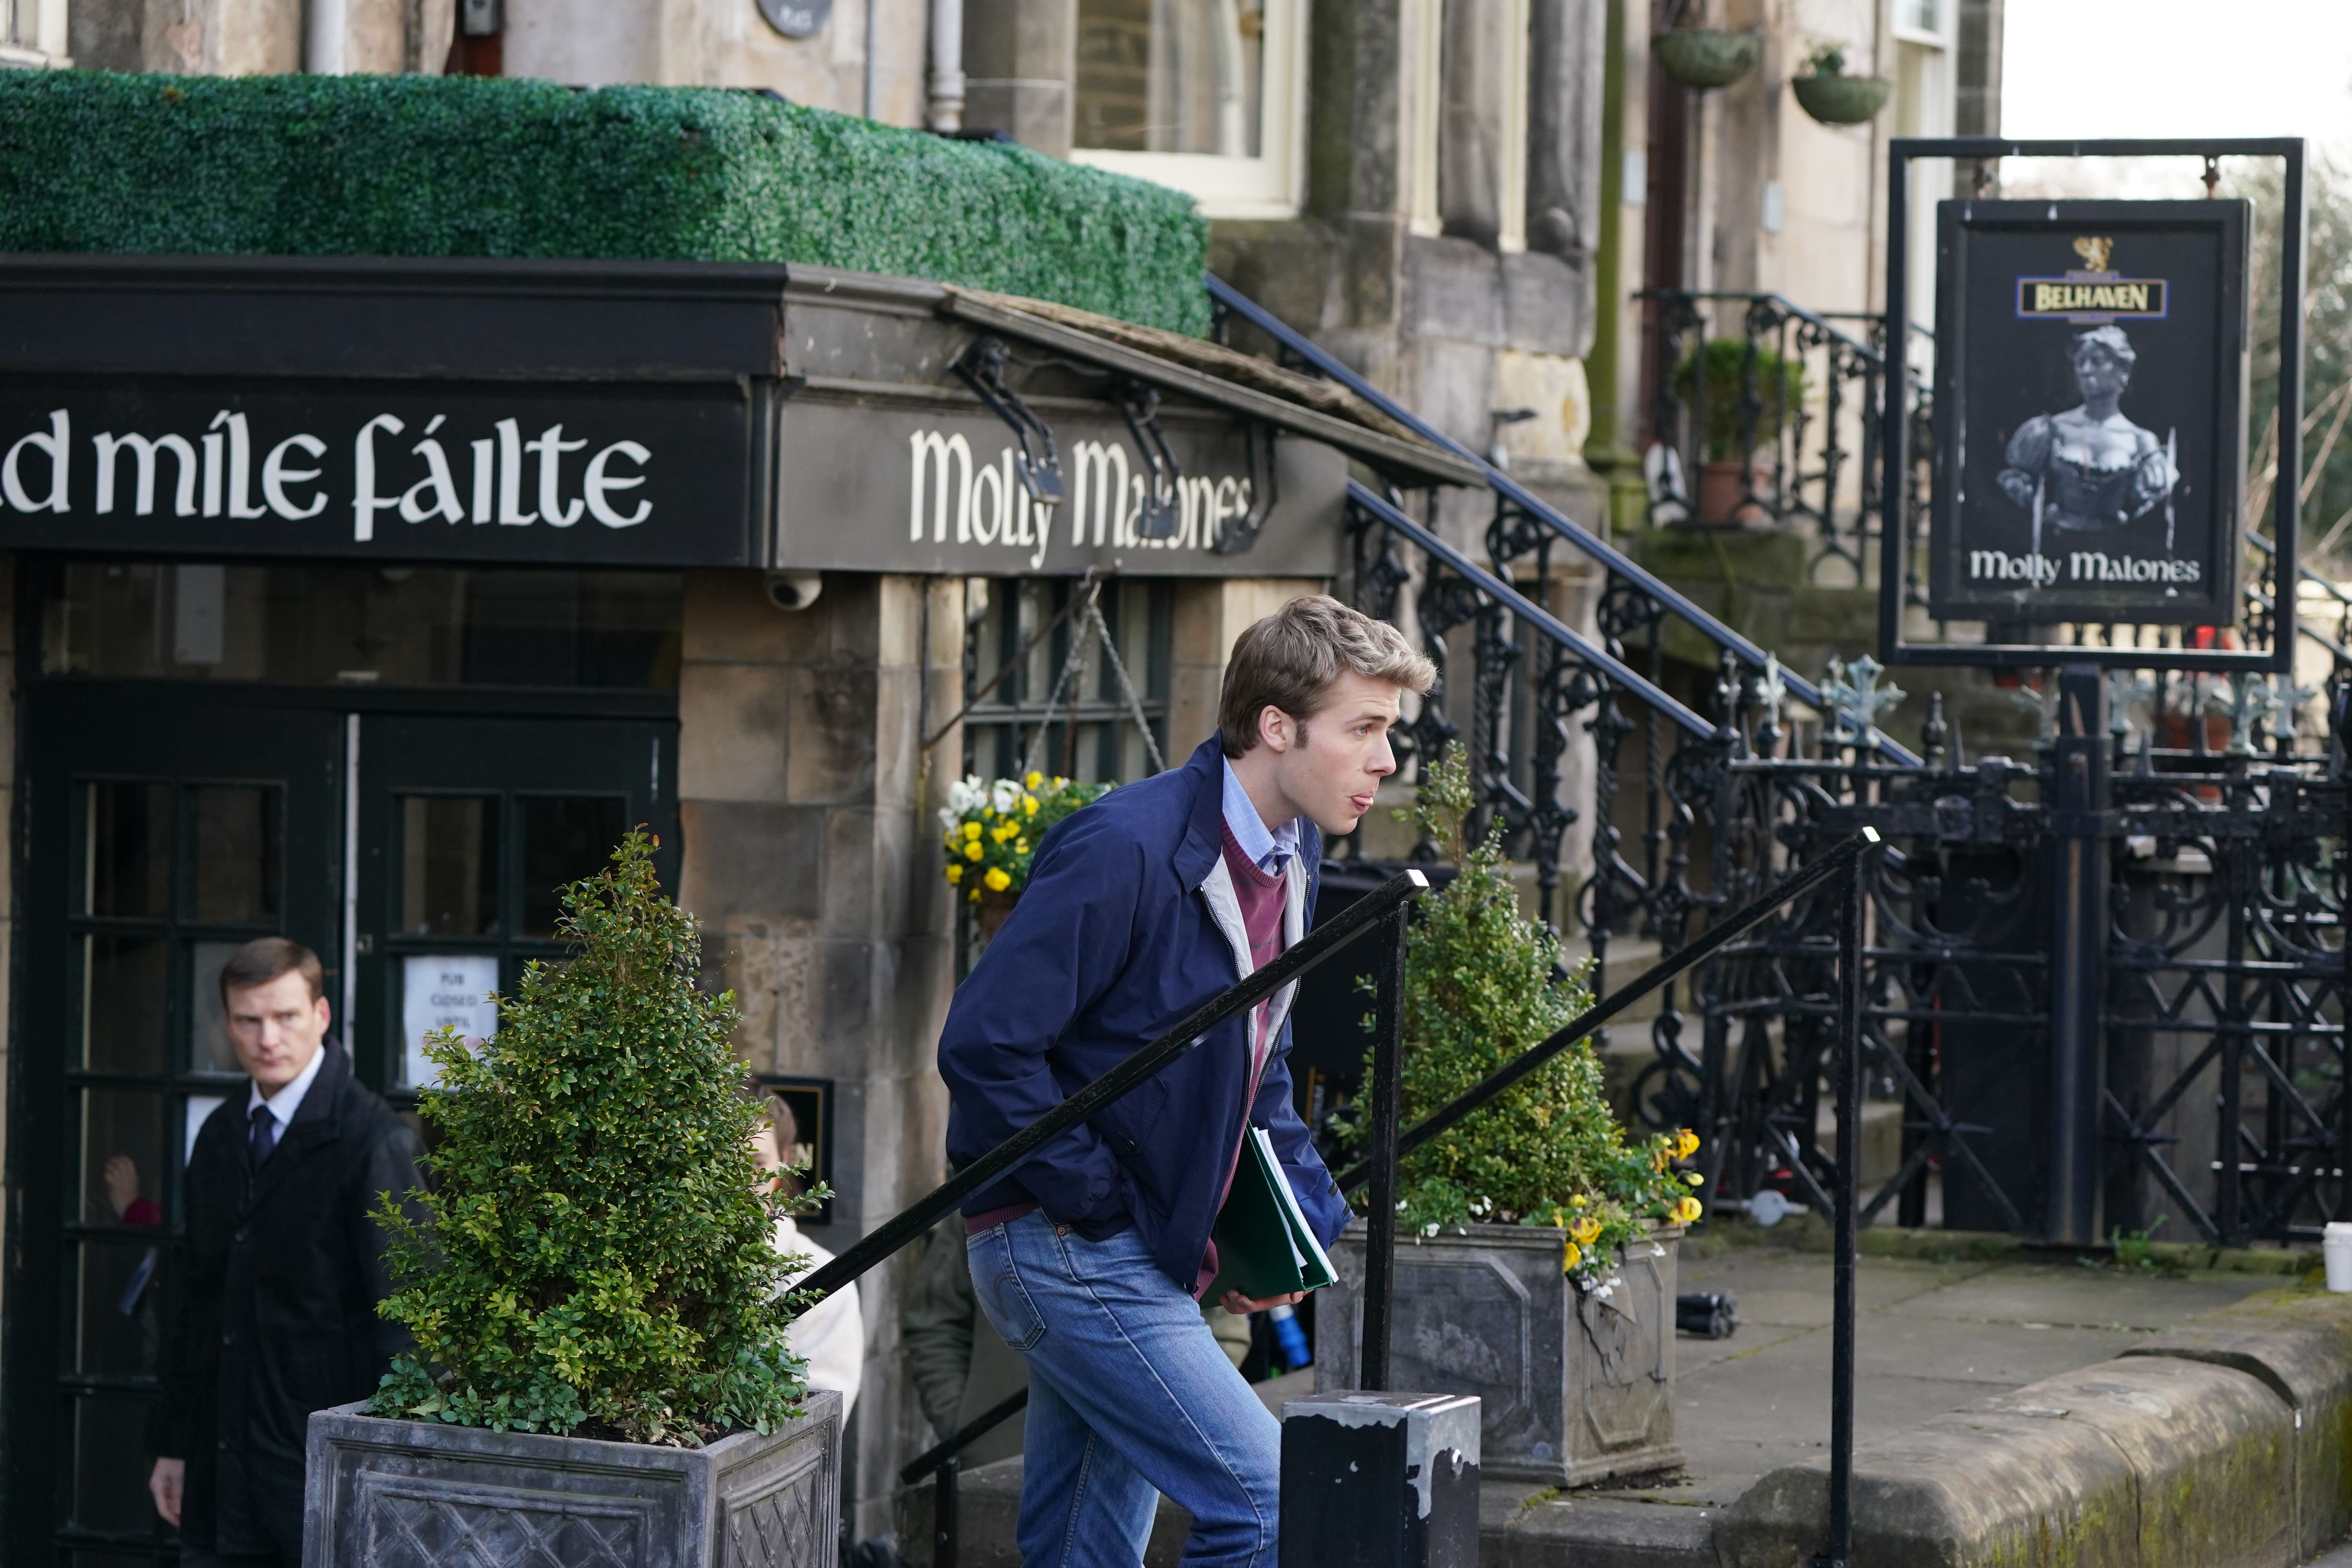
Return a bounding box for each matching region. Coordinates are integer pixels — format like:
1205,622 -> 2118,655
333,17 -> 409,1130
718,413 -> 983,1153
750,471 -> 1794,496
151,1044 -> 427,1557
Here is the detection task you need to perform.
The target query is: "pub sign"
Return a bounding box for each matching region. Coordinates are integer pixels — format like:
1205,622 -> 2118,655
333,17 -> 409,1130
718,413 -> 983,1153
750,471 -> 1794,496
0,380 -> 758,566
1928,199 -> 2249,625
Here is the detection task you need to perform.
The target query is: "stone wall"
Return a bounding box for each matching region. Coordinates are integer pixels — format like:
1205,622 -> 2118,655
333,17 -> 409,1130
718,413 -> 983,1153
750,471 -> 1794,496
676,568 -> 961,1538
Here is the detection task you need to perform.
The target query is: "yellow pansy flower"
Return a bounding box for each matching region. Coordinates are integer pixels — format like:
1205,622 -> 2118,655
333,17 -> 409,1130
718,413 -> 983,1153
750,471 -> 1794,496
964,841 -> 984,862
1671,1196 -> 1704,1226
946,864 -> 962,884
992,820 -> 1019,844
1025,771 -> 1044,788
1675,1128 -> 1701,1160
968,888 -> 982,903
1023,795 -> 1039,815
1569,1215 -> 1602,1247
1561,1240 -> 1582,1272
983,866 -> 1013,893
963,821 -> 982,840
1015,839 -> 1029,854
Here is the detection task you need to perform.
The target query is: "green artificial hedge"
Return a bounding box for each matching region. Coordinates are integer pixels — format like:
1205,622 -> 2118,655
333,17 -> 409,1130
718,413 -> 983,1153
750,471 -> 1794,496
0,71 -> 1211,335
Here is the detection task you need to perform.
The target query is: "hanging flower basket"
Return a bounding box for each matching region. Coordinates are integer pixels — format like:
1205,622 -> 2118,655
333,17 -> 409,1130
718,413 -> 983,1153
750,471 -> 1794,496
1653,28 -> 1762,89
1792,71 -> 1891,126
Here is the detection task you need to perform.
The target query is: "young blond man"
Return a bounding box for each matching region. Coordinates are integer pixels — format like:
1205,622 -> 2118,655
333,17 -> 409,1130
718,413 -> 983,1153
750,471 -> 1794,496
937,595 -> 1434,1568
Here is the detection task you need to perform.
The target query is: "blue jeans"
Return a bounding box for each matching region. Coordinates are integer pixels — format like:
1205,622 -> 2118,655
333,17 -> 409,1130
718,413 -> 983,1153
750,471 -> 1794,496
967,1210 -> 1281,1568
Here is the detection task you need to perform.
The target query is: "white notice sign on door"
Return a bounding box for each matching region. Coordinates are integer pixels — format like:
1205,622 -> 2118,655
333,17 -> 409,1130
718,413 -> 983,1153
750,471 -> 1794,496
403,954 -> 501,1089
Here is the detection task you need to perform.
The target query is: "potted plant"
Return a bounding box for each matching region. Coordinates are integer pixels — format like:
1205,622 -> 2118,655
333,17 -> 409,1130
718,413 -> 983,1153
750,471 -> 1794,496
1316,752 -> 1704,1485
1653,26 -> 1762,89
1673,338 -> 1806,526
1791,43 -> 1891,126
305,833 -> 843,1568
939,769 -> 1111,938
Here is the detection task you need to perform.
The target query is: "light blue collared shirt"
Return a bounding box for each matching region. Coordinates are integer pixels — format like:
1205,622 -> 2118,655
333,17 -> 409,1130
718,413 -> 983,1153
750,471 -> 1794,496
1220,759 -> 1302,875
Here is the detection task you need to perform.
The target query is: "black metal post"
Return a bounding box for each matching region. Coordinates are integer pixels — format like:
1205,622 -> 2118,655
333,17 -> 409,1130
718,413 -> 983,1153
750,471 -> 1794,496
2047,663 -> 2109,1245
1822,861 -> 1865,1568
932,1456 -> 958,1568
1360,903 -> 1408,1391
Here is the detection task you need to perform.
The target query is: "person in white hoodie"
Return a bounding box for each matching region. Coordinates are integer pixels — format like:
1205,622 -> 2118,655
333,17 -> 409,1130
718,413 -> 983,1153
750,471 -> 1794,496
753,1098 -> 863,1418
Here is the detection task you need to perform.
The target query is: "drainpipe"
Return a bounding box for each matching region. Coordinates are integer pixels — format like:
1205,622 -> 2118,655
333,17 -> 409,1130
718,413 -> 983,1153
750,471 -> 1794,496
1583,0 -> 1644,534
305,0 -> 348,72
928,0 -> 965,132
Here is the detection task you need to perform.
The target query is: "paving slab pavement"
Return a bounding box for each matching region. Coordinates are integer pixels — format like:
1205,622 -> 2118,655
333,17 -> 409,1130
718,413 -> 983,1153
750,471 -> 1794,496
1487,1237 -> 2296,1559
898,1234 -> 2311,1567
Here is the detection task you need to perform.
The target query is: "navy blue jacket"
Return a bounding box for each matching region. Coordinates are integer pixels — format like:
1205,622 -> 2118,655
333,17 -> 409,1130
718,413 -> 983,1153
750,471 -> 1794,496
938,735 -> 1352,1292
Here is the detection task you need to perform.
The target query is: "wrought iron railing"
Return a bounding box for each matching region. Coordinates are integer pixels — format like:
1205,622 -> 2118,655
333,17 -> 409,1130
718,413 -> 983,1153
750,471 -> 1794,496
1218,269 -> 2350,1252
1640,290 -> 1933,592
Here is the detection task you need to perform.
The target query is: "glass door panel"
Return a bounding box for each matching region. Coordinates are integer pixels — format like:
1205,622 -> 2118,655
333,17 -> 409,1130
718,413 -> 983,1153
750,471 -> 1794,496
13,690 -> 344,1568
359,717 -> 676,1098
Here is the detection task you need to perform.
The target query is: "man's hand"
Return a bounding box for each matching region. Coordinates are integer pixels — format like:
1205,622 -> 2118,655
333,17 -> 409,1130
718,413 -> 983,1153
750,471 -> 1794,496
104,1155 -> 140,1221
1220,1288 -> 1307,1316
149,1457 -> 183,1525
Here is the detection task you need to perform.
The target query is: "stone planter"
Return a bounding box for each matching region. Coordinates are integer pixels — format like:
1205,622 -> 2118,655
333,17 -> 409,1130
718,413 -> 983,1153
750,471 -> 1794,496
1652,28 -> 1761,89
1315,1220 -> 1681,1485
1791,72 -> 1891,126
303,1388 -> 841,1568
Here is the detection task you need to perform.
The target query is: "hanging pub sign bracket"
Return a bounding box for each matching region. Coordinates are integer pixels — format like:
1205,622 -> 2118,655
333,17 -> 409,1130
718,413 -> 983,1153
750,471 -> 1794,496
951,335 -> 1067,504
1114,379 -> 1182,541
1214,420 -> 1281,555
1879,136 -> 2305,673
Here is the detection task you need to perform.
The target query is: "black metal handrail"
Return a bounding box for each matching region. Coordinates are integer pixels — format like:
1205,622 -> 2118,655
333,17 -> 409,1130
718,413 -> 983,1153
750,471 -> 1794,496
1205,272 -> 1921,767
1331,828 -> 1880,1193
791,868 -> 1427,1307
895,832 -> 1878,1568
1345,481 -> 1713,739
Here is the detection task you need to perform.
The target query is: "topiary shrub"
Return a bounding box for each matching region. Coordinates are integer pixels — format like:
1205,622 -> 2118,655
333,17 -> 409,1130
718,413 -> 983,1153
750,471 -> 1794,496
370,831 -> 812,1444
1347,749 -> 1700,1286
1672,338 -> 1808,462
0,71 -> 1212,336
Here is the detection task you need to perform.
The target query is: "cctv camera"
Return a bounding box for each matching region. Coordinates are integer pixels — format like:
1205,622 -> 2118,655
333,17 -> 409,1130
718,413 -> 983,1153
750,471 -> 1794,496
766,570 -> 824,612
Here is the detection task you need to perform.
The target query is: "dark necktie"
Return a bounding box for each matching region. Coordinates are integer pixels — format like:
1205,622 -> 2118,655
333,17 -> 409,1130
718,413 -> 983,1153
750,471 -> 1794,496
248,1103 -> 278,1167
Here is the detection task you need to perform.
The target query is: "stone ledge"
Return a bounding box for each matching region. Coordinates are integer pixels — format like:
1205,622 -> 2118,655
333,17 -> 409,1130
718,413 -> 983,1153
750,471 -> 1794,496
1489,1489 -> 1719,1568
1717,1353 -> 2295,1568
2124,1287 -> 2352,1557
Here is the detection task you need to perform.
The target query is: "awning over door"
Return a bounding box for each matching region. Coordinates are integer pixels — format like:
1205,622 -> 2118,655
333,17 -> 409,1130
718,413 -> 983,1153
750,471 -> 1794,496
0,255 -> 1469,576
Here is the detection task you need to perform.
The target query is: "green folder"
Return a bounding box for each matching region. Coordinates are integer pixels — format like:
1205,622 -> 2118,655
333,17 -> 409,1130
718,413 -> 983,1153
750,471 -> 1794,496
1205,1127 -> 1337,1303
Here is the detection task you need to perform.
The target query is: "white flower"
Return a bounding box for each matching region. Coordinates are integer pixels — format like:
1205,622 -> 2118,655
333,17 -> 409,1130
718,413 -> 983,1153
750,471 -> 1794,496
990,779 -> 1021,814
945,777 -> 986,818
1422,1222 -> 1441,1238
1650,1244 -> 1665,1258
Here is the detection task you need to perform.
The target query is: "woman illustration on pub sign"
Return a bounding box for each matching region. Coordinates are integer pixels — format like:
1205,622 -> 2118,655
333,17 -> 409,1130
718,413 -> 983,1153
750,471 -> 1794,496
1996,324 -> 2179,536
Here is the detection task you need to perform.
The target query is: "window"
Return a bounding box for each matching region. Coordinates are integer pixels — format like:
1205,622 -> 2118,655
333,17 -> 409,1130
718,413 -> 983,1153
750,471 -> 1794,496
1072,0 -> 1306,220
1894,0 -> 1954,46
0,0 -> 67,67
962,579 -> 1172,786
38,562 -> 682,689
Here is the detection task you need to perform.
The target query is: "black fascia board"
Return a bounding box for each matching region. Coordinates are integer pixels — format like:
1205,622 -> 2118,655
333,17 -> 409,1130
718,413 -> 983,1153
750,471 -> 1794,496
0,253 -> 793,384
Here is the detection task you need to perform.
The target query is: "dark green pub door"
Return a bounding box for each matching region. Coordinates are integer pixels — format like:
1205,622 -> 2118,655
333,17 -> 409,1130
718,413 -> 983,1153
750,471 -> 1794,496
6,682 -> 677,1568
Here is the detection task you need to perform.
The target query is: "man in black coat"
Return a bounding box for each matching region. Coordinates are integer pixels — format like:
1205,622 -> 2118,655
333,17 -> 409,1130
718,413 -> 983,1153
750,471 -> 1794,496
148,937 -> 428,1567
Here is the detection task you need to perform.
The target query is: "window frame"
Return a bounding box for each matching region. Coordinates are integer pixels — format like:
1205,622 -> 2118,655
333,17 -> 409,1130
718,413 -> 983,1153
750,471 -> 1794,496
1068,0 -> 1310,221
1892,0 -> 1956,49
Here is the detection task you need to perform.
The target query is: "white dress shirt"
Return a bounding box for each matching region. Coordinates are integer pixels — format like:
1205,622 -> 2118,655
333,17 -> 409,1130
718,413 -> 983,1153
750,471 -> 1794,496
245,1042 -> 330,1135
773,1215 -> 864,1417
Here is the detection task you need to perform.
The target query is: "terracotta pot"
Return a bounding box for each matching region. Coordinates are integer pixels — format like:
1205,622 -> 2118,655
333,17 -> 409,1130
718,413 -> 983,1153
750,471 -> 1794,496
976,887 -> 1020,941
1653,28 -> 1761,89
1791,72 -> 1891,125
1696,459 -> 1771,526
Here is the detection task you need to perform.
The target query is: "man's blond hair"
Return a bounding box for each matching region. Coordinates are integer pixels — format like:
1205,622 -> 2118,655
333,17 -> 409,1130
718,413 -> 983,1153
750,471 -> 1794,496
1218,595 -> 1435,758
